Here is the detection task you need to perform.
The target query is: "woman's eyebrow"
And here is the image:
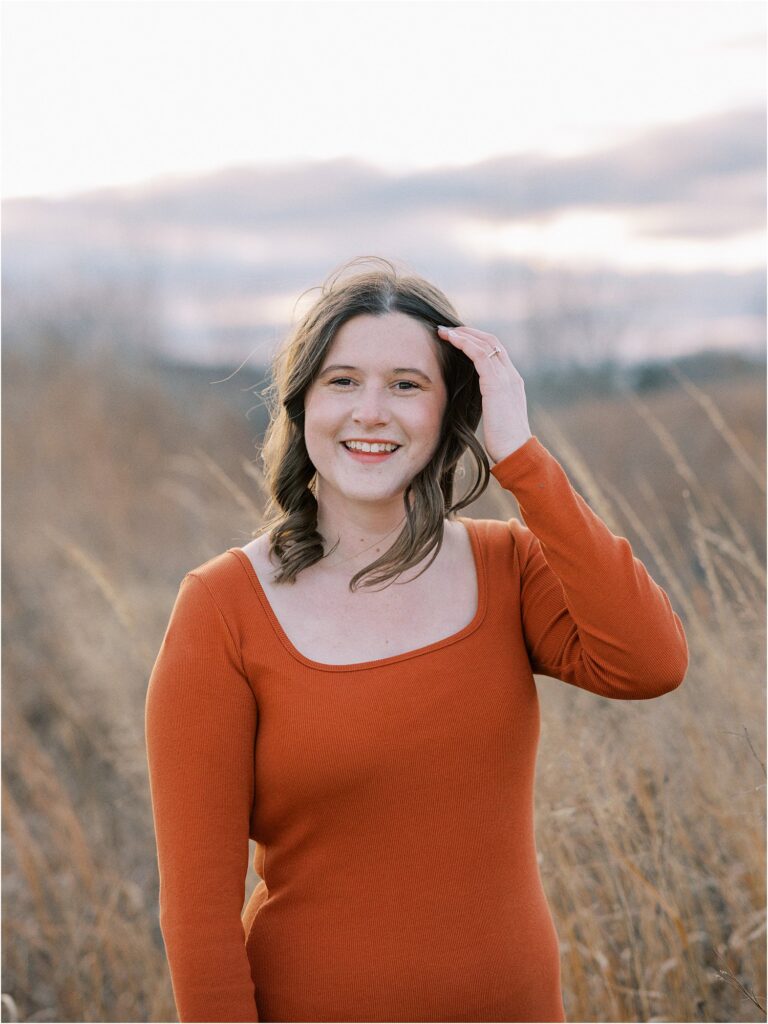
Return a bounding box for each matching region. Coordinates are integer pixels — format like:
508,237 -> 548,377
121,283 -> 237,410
320,364 -> 433,383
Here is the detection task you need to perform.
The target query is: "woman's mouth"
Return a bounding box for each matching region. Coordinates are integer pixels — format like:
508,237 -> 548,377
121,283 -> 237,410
340,442 -> 401,463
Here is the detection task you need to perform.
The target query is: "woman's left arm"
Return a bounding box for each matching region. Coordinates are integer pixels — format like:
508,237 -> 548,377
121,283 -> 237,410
436,324 -> 689,699
492,436 -> 689,698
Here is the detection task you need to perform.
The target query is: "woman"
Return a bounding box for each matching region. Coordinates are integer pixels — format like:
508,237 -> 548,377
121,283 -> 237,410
145,257 -> 689,1023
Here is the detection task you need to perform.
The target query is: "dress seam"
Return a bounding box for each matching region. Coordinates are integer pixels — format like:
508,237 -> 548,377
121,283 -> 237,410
185,570 -> 252,683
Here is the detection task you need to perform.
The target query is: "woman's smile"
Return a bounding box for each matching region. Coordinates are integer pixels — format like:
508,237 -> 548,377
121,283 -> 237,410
340,440 -> 402,464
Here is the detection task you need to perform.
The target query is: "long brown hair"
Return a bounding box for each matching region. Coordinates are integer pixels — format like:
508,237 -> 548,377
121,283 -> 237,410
253,255 -> 491,592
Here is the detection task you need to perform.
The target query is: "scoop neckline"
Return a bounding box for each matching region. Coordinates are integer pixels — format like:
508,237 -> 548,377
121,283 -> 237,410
227,516 -> 488,673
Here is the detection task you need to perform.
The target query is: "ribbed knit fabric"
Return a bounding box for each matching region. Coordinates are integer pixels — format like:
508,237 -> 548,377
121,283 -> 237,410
145,435 -> 689,1023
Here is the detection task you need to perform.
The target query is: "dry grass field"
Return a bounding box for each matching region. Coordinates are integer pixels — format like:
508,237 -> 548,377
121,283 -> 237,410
2,338 -> 765,1023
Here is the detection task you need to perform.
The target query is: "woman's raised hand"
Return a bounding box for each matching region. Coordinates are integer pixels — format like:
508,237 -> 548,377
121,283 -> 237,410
436,325 -> 533,465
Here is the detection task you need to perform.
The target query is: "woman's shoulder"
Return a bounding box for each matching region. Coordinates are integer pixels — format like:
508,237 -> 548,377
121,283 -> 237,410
238,532 -> 273,576
461,513 -> 533,561
179,545 -> 255,609
460,513 -> 523,541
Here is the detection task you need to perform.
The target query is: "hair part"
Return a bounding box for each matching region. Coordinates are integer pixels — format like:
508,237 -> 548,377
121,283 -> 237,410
253,255 -> 491,592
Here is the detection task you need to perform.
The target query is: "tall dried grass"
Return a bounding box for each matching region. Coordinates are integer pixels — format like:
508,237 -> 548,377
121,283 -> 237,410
2,340 -> 765,1022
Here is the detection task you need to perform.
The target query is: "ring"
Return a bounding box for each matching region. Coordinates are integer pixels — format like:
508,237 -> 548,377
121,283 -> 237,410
488,346 -> 503,358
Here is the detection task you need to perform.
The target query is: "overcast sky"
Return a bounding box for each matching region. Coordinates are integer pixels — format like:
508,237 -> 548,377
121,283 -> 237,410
3,0 -> 765,367
3,0 -> 765,199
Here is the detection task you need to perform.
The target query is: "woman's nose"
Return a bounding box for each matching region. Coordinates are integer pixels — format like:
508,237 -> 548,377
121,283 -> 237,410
352,386 -> 390,423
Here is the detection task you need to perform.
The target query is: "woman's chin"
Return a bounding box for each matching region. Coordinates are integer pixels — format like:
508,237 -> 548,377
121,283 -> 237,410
319,476 -> 408,504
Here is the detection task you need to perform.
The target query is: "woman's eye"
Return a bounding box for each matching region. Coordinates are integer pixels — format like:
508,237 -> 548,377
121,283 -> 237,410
328,378 -> 420,391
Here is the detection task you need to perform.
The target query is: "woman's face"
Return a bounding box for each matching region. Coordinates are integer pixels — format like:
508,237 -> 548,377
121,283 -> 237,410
303,311 -> 448,511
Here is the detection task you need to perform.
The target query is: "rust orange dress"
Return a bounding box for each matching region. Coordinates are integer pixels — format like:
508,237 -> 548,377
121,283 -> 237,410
145,435 -> 689,1023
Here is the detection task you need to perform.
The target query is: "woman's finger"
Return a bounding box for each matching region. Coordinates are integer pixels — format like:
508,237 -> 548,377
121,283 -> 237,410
436,326 -> 507,381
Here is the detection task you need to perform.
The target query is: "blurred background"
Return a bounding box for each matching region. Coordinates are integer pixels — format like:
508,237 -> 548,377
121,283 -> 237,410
2,1 -> 765,1022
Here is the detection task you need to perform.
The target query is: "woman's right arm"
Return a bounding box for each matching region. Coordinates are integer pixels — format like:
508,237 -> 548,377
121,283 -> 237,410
145,571 -> 259,1023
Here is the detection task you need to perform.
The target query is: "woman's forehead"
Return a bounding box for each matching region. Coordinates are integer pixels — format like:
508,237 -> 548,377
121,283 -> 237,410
324,313 -> 439,365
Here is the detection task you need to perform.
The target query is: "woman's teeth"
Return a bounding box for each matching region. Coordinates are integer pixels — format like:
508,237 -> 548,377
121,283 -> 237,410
343,441 -> 400,453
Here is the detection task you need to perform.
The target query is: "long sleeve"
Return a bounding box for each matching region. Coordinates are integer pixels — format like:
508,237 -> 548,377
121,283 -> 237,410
491,435 -> 689,698
145,571 -> 259,1023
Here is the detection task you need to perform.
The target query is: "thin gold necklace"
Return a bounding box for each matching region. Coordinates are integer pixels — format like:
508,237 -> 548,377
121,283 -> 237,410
320,517 -> 407,570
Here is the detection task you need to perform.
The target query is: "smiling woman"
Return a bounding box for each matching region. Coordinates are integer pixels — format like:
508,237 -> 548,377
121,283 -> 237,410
298,308 -> 461,576
145,255 -> 689,1024
255,257 -> 487,590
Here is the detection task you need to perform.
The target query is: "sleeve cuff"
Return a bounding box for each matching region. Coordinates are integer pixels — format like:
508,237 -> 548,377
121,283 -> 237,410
489,435 -> 549,489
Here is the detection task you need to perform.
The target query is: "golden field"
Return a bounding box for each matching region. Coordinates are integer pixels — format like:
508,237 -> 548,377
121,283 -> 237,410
2,339 -> 765,1023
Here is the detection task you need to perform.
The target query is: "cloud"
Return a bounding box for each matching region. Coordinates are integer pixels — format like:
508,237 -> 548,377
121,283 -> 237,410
2,104 -> 764,367
375,106 -> 767,237
62,104 -> 763,242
